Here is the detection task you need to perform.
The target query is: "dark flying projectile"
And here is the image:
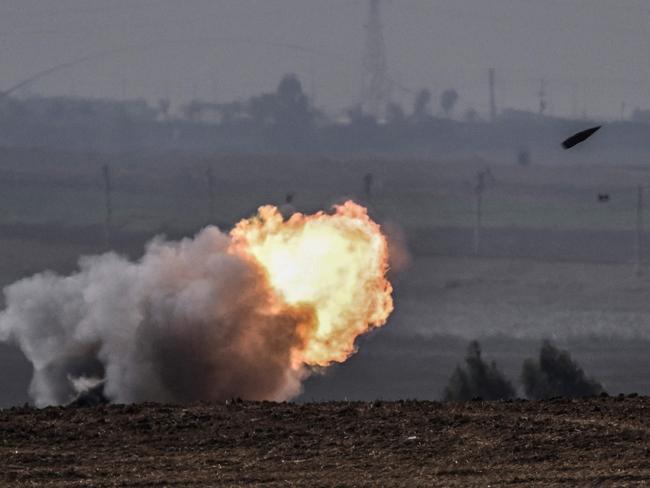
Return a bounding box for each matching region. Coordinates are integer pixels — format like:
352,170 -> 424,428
561,126 -> 601,149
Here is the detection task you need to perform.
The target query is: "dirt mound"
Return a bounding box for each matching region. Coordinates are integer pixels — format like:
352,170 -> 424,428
1,397 -> 649,486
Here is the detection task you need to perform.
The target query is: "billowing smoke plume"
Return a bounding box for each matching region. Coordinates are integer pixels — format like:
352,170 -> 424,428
0,202 -> 393,407
0,228 -> 314,406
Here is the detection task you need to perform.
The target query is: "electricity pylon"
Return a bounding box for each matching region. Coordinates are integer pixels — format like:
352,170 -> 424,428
361,0 -> 391,118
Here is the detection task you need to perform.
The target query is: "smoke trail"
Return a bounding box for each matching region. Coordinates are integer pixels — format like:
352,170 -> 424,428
0,228 -> 313,406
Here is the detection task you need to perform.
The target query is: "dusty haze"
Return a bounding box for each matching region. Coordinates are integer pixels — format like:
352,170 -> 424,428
1,0 -> 649,118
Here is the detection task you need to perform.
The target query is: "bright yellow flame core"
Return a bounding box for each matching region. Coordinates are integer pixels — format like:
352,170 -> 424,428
229,201 -> 393,366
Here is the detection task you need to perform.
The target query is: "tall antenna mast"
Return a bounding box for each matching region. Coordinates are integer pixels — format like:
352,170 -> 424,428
361,0 -> 391,117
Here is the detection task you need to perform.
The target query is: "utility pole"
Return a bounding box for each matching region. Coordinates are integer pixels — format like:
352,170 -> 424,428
538,79 -> 547,115
636,185 -> 643,275
206,165 -> 216,223
474,182 -> 483,256
102,165 -> 112,250
489,68 -> 497,122
474,168 -> 494,256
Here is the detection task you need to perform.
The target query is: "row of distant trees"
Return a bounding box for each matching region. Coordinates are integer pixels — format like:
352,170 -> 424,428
15,72 -> 650,130
4,72 -> 650,155
444,340 -> 604,401
179,76 -> 465,130
0,73 -> 520,144
174,78 -> 462,125
0,77 -> 465,154
0,74 -> 460,128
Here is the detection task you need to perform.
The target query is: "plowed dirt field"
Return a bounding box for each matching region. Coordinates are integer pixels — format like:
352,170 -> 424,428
1,397 -> 649,486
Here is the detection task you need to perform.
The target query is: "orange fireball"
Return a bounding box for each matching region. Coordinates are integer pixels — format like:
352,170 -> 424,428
229,201 -> 393,367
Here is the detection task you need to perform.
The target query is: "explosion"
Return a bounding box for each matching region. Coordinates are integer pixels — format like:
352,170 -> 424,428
231,201 -> 392,366
0,201 -> 393,406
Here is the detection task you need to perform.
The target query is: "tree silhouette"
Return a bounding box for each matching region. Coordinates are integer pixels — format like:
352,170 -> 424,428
444,341 -> 515,401
521,341 -> 604,399
440,89 -> 459,118
248,74 -> 314,147
412,88 -> 432,122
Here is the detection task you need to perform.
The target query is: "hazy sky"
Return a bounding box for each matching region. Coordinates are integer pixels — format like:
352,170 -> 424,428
1,0 -> 649,119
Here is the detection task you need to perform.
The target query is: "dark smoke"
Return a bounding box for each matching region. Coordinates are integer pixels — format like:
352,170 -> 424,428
0,227 -> 315,406
521,341 -> 604,399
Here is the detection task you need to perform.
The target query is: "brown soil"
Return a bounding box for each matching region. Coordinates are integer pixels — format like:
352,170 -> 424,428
1,397 -> 649,487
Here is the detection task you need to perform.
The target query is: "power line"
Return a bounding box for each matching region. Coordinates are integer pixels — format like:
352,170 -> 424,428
0,36 -> 341,100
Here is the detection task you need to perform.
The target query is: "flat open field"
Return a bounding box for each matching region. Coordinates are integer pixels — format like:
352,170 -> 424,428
1,149 -> 650,404
1,397 -> 649,487
2,148 -> 650,233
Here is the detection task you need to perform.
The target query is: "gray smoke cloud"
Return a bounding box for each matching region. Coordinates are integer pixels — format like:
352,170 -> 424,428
0,227 -> 314,407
